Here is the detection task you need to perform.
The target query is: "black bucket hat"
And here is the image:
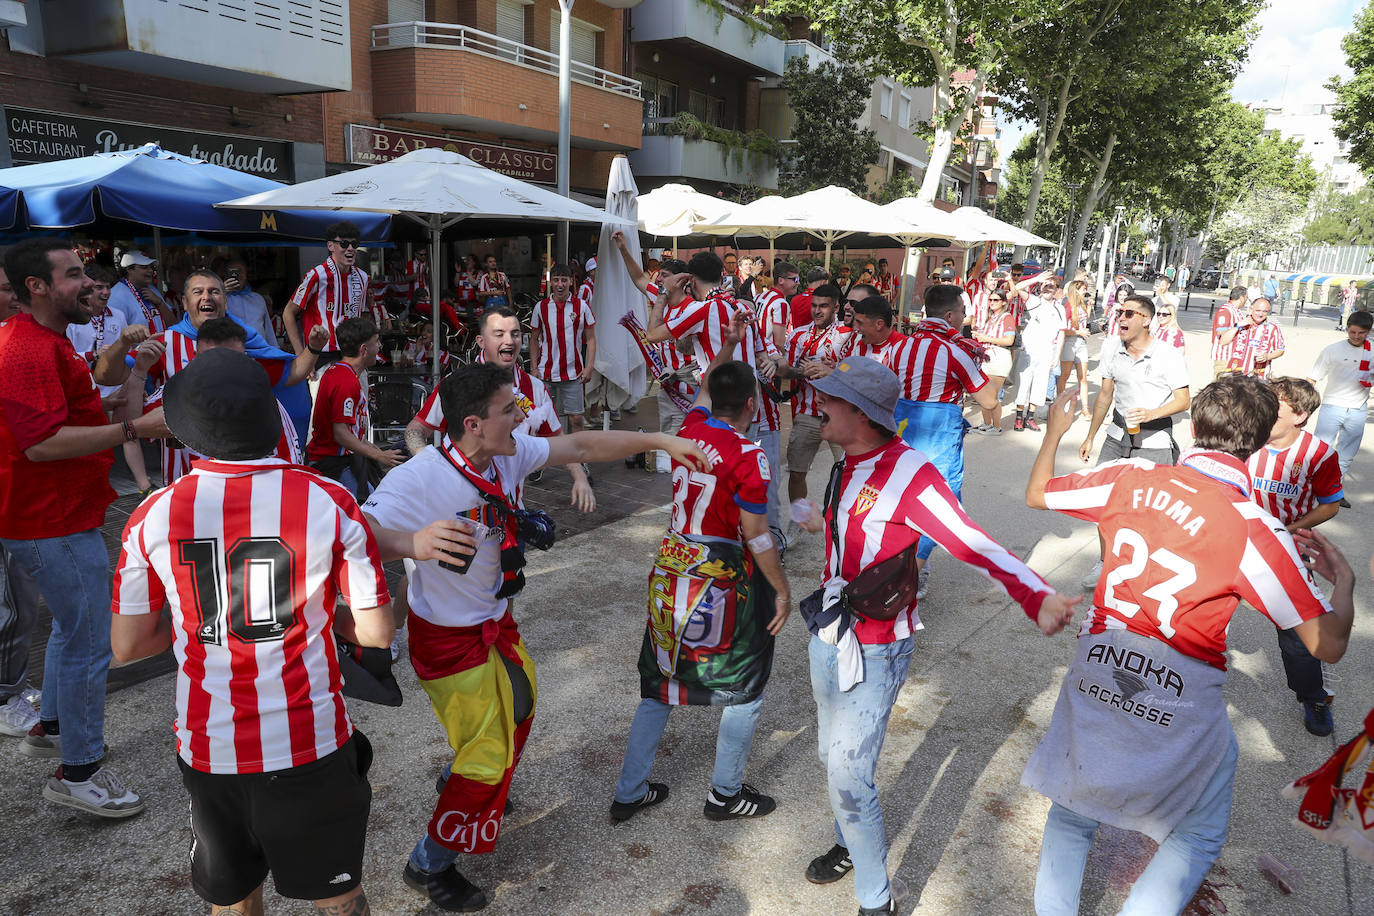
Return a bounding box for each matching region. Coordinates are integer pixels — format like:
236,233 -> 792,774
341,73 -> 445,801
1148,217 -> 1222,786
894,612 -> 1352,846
163,348 -> 281,461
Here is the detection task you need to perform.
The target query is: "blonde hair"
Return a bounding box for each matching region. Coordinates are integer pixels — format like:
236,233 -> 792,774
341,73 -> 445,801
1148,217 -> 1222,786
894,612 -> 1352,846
1066,279 -> 1089,324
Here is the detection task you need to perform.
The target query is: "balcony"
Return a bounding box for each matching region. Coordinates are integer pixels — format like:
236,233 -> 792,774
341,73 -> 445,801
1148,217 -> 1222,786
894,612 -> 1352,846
631,0 -> 784,77
36,0 -> 350,94
784,38 -> 835,70
371,22 -> 642,151
629,119 -> 778,189
0,1 -> 26,29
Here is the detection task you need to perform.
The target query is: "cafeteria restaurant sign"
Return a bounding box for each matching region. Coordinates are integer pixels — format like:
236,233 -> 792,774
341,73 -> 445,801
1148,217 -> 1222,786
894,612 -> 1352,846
347,124 -> 556,184
3,107 -> 291,180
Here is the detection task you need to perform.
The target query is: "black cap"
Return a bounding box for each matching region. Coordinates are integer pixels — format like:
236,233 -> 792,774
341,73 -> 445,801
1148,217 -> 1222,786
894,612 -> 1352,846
163,348 -> 282,461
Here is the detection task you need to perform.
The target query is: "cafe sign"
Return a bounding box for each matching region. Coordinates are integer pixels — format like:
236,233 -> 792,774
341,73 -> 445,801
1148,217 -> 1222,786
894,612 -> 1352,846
347,124 -> 556,184
3,107 -> 292,180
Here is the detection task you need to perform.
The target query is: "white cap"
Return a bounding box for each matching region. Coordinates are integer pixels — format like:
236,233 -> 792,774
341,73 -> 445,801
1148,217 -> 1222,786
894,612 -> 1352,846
120,250 -> 156,267
585,257 -> 597,272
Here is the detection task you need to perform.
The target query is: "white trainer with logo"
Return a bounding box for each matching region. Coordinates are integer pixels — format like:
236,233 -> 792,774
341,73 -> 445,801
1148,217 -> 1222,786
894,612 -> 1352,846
42,766 -> 146,819
0,694 -> 39,737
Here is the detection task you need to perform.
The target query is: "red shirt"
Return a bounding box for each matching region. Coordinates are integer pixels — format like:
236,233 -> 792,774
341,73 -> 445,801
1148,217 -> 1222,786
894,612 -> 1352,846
0,315 -> 115,538
306,362 -> 366,461
671,407 -> 769,539
1044,450 -> 1331,670
790,290 -> 814,331
112,457 -> 389,773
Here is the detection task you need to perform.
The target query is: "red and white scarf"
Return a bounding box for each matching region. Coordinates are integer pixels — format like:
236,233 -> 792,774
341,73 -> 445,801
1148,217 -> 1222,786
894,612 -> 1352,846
1359,338 -> 1372,388
324,256 -> 367,321
122,279 -> 162,330
912,317 -> 988,364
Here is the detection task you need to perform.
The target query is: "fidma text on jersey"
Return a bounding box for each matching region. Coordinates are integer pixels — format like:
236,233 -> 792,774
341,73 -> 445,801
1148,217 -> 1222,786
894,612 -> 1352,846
1131,486 -> 1205,537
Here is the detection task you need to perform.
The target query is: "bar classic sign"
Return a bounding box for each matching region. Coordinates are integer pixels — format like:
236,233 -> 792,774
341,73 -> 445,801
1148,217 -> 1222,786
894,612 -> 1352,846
3,107 -> 292,180
347,124 -> 556,184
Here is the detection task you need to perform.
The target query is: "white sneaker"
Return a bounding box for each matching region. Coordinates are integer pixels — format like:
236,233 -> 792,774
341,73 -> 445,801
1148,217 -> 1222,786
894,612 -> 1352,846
21,684 -> 40,711
0,694 -> 39,737
42,766 -> 145,819
1080,560 -> 1103,591
916,564 -> 932,600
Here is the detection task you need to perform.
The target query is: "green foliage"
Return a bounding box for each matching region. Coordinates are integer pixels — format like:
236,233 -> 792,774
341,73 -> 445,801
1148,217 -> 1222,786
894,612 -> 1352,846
1328,0 -> 1374,174
663,113 -> 781,171
777,56 -> 880,196
698,0 -> 788,43
1304,183 -> 1374,245
875,172 -> 922,204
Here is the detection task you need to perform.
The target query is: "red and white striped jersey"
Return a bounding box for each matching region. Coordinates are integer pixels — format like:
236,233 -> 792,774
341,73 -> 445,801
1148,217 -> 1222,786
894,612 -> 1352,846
406,258 -> 428,294
531,295 -> 595,382
875,273 -> 897,297
478,271 -> 509,296
980,310 -> 1016,347
966,280 -> 994,331
1152,324 -> 1186,351
887,319 -> 988,403
1228,320 -> 1285,378
671,407 -> 769,539
289,259 -> 376,351
1044,449 -> 1332,670
839,328 -> 906,363
306,362 -> 366,461
145,331 -> 203,484
664,295 -> 757,369
578,278 -> 594,305
825,438 -> 1052,645
786,322 -> 851,419
754,287 -> 790,343
415,355 -> 559,440
755,334 -> 782,433
657,291 -> 694,374
112,457 -> 390,774
1248,430 -> 1343,527
1210,301 -> 1241,363
457,271 -> 480,303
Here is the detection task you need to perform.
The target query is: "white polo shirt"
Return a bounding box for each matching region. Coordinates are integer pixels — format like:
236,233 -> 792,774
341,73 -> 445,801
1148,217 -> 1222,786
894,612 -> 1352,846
1100,337 -> 1190,449
1310,338 -> 1372,409
362,433 -> 550,628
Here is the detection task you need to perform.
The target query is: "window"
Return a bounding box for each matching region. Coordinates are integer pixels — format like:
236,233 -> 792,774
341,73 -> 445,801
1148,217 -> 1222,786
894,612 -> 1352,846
387,0 -> 423,22
495,0 -> 528,61
879,81 -> 893,120
550,11 -> 598,69
898,93 -> 911,129
638,74 -> 679,133
687,90 -> 728,128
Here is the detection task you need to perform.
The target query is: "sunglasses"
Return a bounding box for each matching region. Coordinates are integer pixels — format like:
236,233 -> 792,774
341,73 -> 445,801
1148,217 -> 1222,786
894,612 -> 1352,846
1158,310 -> 1173,317
1118,308 -> 1146,319
990,296 -> 1007,302
330,238 -> 360,249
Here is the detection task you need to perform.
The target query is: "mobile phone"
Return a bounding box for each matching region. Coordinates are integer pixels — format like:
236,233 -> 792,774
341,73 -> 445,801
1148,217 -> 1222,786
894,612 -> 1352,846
437,548 -> 473,575
228,268 -> 241,282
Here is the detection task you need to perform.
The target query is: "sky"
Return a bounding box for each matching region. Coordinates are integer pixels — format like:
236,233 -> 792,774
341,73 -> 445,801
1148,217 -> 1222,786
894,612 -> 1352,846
995,0 -> 1361,169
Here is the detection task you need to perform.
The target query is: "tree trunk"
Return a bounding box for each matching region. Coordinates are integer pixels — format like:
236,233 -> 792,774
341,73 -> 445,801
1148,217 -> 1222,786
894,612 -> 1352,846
1015,76 -> 1074,261
1064,131 -> 1116,277
917,68 -> 987,206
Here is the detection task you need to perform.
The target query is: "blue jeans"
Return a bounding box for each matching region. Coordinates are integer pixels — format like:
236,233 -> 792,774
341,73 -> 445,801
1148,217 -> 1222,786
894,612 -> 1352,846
1313,403 -> 1367,476
809,634 -> 915,911
614,694 -> 765,803
749,425 -> 782,531
1034,735 -> 1237,915
1,530 -> 112,767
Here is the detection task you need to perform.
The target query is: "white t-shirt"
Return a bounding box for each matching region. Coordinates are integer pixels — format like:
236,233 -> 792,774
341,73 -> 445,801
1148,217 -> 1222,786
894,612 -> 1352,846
1021,294 -> 1066,352
66,307 -> 128,397
1309,338 -> 1372,409
362,433 -> 550,628
1100,337 -> 1190,448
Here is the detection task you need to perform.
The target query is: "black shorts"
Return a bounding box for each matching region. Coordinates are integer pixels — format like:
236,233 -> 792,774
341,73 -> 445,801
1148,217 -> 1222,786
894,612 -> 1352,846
178,730 -> 373,905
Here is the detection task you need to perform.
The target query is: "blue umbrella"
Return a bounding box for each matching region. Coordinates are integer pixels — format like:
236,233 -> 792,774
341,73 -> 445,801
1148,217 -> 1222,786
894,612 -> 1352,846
0,142 -> 390,241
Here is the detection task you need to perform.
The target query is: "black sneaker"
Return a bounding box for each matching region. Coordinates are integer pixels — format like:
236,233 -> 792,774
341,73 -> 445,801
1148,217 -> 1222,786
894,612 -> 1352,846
703,783 -> 775,821
805,844 -> 854,884
1339,497 -> 1352,508
402,862 -> 488,912
527,469 -> 544,484
858,899 -> 895,915
1303,699 -> 1334,737
609,782 -> 669,823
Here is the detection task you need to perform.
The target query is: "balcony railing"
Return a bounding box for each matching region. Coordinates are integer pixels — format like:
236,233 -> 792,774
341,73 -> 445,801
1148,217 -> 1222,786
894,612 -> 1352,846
371,21 -> 641,99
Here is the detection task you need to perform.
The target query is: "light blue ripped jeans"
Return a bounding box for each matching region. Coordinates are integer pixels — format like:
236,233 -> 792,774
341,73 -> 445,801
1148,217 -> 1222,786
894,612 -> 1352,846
809,634 -> 915,911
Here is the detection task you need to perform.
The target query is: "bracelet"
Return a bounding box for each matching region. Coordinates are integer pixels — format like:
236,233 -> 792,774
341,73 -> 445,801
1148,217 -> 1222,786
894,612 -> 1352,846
122,420 -> 137,442
131,371 -> 147,381
308,345 -> 325,355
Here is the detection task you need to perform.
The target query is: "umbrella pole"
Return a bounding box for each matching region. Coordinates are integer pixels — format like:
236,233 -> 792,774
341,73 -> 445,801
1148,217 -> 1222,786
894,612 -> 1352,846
152,228 -> 163,278
824,239 -> 832,272
430,217 -> 442,445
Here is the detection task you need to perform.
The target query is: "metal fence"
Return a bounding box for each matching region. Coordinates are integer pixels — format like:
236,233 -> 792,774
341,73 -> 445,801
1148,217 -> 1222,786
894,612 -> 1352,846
1243,244 -> 1374,275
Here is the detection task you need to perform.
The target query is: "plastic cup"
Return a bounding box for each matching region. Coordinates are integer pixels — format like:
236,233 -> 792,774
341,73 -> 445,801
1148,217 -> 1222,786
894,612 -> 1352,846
1257,852 -> 1301,895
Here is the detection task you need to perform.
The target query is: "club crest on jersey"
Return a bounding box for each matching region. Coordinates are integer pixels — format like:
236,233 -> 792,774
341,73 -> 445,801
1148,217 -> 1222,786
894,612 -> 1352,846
854,484 -> 880,515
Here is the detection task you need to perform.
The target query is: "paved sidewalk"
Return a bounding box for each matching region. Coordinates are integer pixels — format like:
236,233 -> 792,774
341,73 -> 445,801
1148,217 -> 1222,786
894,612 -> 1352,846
1,307 -> 1371,915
